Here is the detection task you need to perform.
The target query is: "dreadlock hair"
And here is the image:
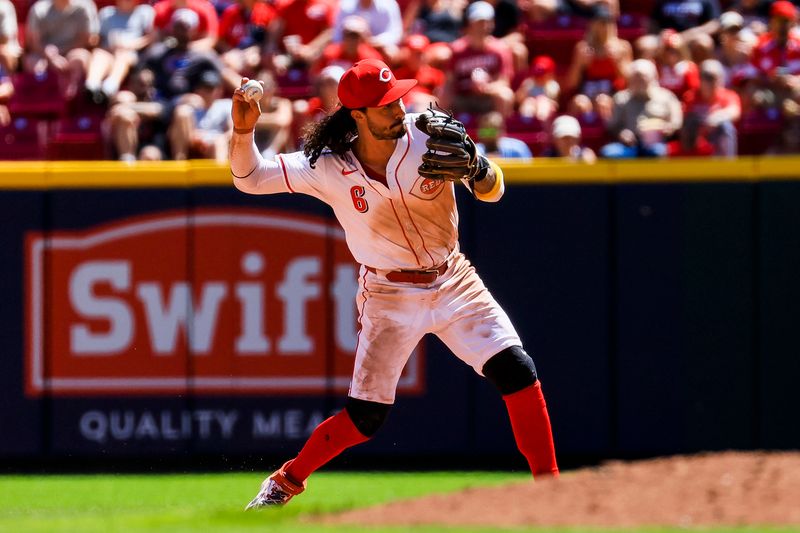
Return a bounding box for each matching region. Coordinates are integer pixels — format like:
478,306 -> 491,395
302,106 -> 362,168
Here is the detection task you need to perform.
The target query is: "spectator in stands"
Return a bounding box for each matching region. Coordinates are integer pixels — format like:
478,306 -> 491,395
24,0 -> 99,100
656,30 -> 699,101
266,0 -> 337,72
252,70 -> 293,157
152,0 -> 219,52
482,0 -> 529,72
168,68 -> 232,160
393,34 -> 446,111
649,0 -> 721,63
314,16 -> 383,73
475,111 -> 533,158
446,1 -> 515,116
0,0 -> 21,73
107,67 -> 168,161
543,114 -> 597,161
681,59 -> 741,156
518,0 -> 618,22
217,0 -> 276,76
295,64 -> 343,131
333,0 -> 404,60
141,9 -> 232,100
515,54 -> 560,122
600,58 -> 683,158
717,11 -> 758,88
564,4 -> 631,123
407,0 -> 464,44
666,112 -> 714,156
85,0 -> 155,103
749,0 -> 800,111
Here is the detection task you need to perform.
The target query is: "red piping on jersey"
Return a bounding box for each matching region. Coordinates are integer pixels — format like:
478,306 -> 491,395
278,154 -> 295,193
394,131 -> 435,267
388,198 -> 421,265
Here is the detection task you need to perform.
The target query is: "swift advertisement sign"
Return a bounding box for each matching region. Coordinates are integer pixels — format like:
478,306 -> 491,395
25,208 -> 423,397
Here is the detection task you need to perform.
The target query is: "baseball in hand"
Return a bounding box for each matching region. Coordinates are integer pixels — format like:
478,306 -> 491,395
242,80 -> 264,103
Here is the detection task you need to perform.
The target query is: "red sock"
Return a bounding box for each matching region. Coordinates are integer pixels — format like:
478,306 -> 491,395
503,381 -> 559,478
284,409 -> 369,483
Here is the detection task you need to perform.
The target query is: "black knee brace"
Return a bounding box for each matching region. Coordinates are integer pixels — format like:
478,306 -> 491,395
481,345 -> 538,395
345,397 -> 392,437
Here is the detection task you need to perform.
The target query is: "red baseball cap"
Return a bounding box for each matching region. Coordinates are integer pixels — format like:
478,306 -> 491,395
531,55 -> 555,76
771,0 -> 797,19
337,59 -> 418,109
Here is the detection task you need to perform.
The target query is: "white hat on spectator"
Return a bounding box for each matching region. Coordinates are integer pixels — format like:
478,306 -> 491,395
552,115 -> 581,139
320,65 -> 346,83
719,11 -> 744,31
171,8 -> 200,30
467,1 -> 495,22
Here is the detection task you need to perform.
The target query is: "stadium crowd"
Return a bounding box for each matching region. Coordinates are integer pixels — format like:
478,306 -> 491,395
1,0 -> 800,161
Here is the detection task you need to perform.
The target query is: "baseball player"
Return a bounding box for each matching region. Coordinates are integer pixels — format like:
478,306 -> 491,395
230,59 -> 559,509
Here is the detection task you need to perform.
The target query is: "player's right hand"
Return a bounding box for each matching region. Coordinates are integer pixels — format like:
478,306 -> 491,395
231,77 -> 262,133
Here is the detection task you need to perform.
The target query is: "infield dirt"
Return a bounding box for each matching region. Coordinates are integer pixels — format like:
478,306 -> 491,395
323,452 -> 800,528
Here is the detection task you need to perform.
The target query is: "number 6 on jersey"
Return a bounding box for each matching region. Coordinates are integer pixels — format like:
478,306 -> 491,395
350,186 -> 369,213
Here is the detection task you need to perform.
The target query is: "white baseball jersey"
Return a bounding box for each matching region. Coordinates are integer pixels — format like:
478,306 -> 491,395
231,112 -> 518,403
233,112 -> 504,270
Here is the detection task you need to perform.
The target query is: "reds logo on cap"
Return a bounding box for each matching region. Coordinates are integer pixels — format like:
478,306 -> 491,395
338,59 -> 418,109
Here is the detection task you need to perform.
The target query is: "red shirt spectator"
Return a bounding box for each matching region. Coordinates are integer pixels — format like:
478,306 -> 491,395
656,30 -> 700,101
683,85 -> 741,118
449,36 -> 513,95
153,0 -> 219,46
219,0 -> 276,48
274,0 -> 337,46
660,61 -> 700,100
751,31 -> 800,77
750,1 -> 800,78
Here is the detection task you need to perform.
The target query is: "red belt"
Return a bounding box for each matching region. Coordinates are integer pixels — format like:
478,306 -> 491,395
365,263 -> 448,284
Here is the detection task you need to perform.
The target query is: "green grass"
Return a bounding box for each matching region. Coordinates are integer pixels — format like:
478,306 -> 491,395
0,472 -> 796,533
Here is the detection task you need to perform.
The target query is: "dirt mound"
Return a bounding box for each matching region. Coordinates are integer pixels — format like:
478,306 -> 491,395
323,452 -> 800,528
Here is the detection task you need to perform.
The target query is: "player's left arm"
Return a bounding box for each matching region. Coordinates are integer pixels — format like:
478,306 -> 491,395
469,159 -> 505,203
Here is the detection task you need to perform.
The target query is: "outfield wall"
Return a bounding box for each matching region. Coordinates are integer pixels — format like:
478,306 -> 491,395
1,158 -> 798,464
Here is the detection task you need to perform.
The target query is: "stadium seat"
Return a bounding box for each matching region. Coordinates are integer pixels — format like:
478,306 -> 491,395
617,13 -> 647,42
619,0 -> 656,16
47,114 -> 106,160
525,16 -> 586,66
276,67 -> 313,100
0,117 -> 47,160
9,71 -> 64,119
505,113 -> 549,155
737,109 -> 784,155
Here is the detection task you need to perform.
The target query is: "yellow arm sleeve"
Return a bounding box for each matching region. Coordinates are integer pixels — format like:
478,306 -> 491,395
473,160 -> 505,203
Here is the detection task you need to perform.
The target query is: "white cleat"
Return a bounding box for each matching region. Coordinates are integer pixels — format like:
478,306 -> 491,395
245,461 -> 306,510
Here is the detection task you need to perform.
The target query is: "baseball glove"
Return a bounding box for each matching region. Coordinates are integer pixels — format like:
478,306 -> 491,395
415,108 -> 489,182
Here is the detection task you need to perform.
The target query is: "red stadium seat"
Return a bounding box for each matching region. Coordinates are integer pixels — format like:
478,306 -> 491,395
505,113 -> 549,155
525,15 -> 586,66
47,114 -> 106,160
9,71 -> 64,119
737,109 -> 784,155
619,0 -> 656,16
276,67 -> 313,100
0,117 -> 47,160
617,13 -> 647,42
